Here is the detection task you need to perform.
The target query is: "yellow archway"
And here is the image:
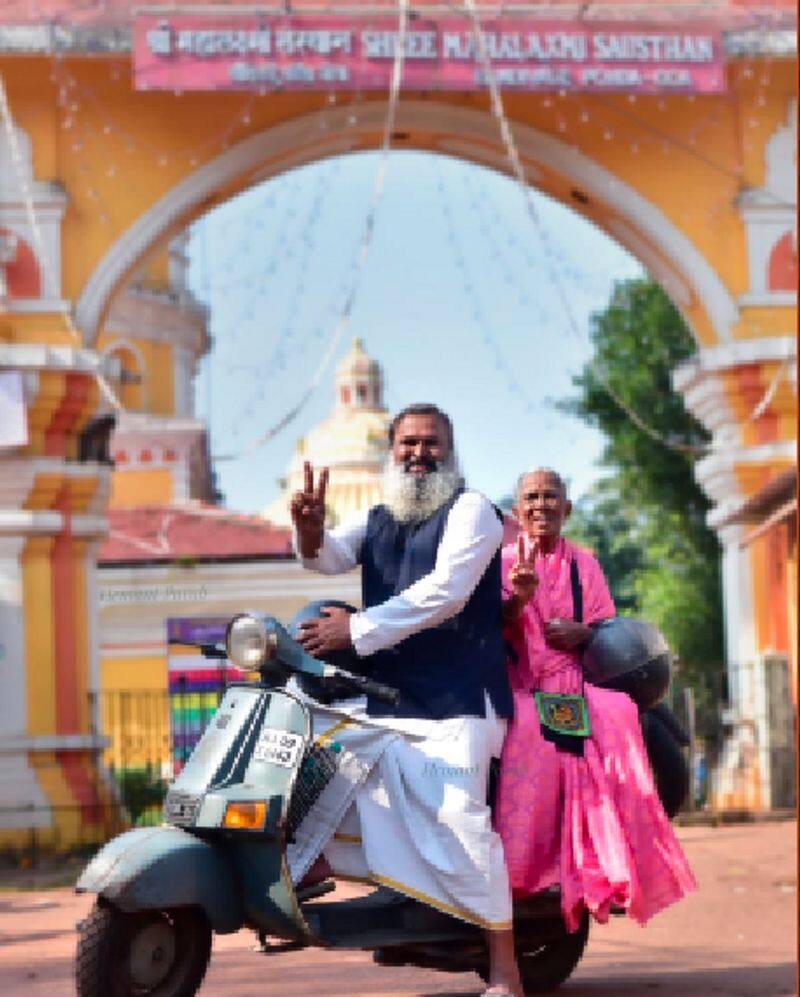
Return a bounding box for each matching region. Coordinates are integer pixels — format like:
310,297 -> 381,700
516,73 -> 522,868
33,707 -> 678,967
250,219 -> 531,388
0,11 -> 795,844
77,99 -> 739,350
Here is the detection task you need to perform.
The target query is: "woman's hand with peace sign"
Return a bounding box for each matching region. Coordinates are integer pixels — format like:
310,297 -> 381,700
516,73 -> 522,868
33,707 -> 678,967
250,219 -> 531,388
290,460 -> 329,558
509,534 -> 539,602
503,534 -> 539,623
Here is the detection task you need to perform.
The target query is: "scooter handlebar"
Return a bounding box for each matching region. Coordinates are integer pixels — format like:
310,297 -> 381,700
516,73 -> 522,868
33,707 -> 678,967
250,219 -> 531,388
328,667 -> 401,706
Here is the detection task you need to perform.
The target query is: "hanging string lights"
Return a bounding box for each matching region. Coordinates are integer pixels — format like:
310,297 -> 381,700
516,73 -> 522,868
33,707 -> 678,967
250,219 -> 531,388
200,160 -> 349,436
460,0 -> 787,458
459,165 -> 633,298
0,0 -> 788,445
436,161 -> 540,414
212,0 -> 410,462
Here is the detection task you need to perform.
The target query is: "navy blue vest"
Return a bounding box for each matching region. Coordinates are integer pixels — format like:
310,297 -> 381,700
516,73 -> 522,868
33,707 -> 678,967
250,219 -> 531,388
357,490 -> 513,720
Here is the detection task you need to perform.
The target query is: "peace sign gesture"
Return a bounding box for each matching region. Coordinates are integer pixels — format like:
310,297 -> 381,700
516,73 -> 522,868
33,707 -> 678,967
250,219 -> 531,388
290,461 -> 329,558
508,533 -> 539,603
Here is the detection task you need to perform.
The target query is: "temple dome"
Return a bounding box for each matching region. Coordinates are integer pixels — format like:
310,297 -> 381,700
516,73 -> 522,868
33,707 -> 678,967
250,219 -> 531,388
263,338 -> 390,526
336,337 -> 379,378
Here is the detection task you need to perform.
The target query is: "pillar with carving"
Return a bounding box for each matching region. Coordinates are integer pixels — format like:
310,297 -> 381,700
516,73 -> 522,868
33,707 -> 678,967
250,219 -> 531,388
0,113 -> 120,847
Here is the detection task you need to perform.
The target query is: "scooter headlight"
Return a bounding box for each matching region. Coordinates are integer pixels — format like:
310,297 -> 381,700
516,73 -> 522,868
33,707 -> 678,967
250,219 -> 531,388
226,614 -> 275,671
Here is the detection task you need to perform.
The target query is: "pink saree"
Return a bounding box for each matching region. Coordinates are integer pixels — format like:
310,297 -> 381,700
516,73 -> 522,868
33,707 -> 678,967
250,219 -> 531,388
494,537 -> 696,931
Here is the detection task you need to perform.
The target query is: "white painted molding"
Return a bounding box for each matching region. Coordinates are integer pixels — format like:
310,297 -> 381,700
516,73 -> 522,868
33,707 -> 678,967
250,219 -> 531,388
0,734 -> 108,753
100,336 -> 149,411
0,118 -> 69,306
672,334 -> 797,392
763,98 -> 797,205
738,291 -> 796,308
97,558 -> 361,670
104,285 -> 209,355
0,511 -> 62,535
5,298 -> 70,313
604,216 -> 694,328
0,342 -> 105,372
702,439 -> 798,529
115,411 -> 207,435
77,101 -> 739,346
0,510 -> 108,538
71,514 -> 111,538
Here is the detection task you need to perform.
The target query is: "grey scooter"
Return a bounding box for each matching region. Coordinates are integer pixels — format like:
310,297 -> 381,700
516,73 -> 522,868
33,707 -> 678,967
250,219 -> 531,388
76,611 -> 682,996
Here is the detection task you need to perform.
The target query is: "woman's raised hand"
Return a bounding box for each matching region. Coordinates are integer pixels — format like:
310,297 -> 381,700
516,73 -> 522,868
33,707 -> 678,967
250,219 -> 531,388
290,461 -> 329,558
508,533 -> 539,603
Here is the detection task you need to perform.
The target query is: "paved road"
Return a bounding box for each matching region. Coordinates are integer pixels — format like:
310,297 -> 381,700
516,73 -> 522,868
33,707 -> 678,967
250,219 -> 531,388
0,821 -> 795,996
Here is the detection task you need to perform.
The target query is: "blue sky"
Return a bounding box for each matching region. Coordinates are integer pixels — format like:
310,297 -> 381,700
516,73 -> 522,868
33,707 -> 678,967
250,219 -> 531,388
187,149 -> 642,514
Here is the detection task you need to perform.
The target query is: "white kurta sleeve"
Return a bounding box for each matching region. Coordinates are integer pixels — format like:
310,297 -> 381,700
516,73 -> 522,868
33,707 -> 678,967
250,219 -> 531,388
349,491 -> 503,657
294,509 -> 369,575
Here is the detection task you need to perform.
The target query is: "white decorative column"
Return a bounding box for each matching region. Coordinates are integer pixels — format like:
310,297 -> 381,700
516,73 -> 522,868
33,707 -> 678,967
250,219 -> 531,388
0,534 -> 51,826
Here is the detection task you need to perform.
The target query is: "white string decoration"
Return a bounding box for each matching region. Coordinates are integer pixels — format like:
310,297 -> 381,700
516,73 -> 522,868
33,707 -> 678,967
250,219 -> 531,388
461,0 -> 790,459
213,0 -> 409,462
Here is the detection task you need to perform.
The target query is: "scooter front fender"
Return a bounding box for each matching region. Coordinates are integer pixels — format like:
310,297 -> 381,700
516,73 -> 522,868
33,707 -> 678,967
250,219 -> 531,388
76,826 -> 244,934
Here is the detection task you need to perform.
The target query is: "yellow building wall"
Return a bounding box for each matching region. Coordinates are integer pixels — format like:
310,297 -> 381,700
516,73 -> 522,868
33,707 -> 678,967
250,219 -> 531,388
0,37 -> 794,835
0,54 -> 794,354
109,468 -> 174,507
100,655 -> 170,776
138,246 -> 172,287
96,331 -> 175,416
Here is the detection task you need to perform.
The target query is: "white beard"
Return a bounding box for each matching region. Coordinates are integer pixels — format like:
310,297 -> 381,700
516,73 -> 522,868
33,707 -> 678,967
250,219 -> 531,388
381,453 -> 463,524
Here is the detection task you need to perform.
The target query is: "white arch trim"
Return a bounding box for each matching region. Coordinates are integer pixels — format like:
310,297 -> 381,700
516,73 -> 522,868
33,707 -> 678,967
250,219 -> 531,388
100,336 -> 149,410
77,100 -> 739,346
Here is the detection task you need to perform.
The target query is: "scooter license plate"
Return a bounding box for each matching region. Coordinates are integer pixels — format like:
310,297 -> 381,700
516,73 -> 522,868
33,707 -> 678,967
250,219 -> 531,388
253,728 -> 304,768
164,792 -> 201,826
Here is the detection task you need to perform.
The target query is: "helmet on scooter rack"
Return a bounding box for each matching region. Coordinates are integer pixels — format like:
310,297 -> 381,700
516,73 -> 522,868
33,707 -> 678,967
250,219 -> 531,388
582,617 -> 672,710
289,600 -> 362,703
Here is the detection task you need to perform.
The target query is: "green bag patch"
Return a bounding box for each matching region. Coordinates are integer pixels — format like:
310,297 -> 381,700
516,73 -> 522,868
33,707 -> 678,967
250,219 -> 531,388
534,691 -> 591,738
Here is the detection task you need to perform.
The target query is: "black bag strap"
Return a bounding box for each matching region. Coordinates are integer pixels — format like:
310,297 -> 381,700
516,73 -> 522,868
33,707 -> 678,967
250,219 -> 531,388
570,559 -> 583,624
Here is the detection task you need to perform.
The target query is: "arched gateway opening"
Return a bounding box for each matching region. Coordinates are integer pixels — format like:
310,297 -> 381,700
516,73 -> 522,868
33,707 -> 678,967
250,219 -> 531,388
78,100 -> 737,349
0,4 -> 794,848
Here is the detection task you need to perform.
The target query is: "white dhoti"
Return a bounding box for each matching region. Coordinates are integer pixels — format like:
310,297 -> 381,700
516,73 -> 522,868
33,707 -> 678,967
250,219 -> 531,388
286,699 -> 512,930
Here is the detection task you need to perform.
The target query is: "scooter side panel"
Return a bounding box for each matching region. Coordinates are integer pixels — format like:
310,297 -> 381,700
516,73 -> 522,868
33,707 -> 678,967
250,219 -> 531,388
76,826 -> 244,934
232,841 -> 311,942
231,691 -> 313,940
170,685 -> 265,801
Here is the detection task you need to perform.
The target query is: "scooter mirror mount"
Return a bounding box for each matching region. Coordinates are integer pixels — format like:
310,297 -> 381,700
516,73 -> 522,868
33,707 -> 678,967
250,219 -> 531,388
223,614 -> 400,704
266,616 -> 401,705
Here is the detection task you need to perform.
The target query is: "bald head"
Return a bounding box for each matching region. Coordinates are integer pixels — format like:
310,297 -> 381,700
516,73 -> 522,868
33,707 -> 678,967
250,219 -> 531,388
515,467 -> 568,501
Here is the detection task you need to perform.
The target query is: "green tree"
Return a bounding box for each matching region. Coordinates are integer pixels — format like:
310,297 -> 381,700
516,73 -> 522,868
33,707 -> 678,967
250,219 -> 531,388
562,277 -> 723,680
563,479 -> 643,613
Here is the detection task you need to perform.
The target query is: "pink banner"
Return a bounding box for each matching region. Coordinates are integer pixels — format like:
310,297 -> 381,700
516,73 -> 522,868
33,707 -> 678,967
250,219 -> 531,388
134,15 -> 725,93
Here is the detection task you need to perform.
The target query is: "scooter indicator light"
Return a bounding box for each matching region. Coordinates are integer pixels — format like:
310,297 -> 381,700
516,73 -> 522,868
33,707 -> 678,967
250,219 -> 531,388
223,801 -> 267,830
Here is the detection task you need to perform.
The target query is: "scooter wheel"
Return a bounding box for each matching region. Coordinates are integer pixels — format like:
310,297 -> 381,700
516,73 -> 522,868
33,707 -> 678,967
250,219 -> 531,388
75,900 -> 212,997
515,911 -> 590,993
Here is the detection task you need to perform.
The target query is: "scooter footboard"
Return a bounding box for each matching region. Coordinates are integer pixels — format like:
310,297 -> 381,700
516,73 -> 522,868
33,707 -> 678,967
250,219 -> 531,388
76,826 -> 244,934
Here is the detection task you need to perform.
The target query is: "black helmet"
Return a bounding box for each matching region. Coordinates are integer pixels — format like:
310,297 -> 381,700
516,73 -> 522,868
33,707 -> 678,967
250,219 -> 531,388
583,617 -> 672,710
288,600 -> 362,702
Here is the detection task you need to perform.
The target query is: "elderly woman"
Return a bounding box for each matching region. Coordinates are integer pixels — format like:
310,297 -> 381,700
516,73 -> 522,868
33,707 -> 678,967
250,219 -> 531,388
495,468 -> 695,932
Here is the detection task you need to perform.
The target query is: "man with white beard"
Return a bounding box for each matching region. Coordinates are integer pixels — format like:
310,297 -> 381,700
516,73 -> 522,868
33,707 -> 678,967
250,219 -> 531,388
290,404 -> 521,997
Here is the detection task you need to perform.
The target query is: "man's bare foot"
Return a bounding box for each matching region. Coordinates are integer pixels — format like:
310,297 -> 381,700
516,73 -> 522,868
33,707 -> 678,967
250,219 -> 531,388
484,927 -> 524,997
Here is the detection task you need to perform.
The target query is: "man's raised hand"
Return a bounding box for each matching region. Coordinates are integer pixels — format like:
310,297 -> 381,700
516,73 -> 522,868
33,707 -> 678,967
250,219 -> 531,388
508,533 -> 539,603
290,461 -> 329,558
